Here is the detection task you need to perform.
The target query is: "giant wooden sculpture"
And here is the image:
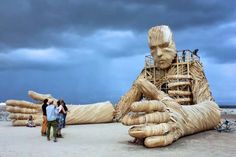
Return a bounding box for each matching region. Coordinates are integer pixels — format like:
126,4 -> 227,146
115,25 -> 221,147
5,25 -> 221,148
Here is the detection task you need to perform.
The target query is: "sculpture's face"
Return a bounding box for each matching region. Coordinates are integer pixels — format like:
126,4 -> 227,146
148,26 -> 177,69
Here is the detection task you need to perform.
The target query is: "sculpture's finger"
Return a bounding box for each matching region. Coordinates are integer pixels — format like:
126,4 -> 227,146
12,120 -> 28,126
12,119 -> 41,126
144,133 -> 175,148
122,111 -> 170,126
131,100 -> 166,113
6,106 -> 39,114
129,123 -> 171,138
122,113 -> 145,125
9,113 -> 39,120
6,100 -> 40,109
135,78 -> 170,100
28,90 -> 56,102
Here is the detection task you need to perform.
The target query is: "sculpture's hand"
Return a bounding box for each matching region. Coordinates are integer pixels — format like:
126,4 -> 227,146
122,99 -> 220,147
122,79 -> 221,148
6,100 -> 42,126
6,91 -> 57,126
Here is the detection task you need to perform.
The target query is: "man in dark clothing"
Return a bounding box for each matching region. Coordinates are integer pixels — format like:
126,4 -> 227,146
41,99 -> 48,136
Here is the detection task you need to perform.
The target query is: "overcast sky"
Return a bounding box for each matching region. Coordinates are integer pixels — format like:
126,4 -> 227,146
0,0 -> 236,105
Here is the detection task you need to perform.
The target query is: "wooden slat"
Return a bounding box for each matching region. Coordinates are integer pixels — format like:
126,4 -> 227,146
175,98 -> 192,104
168,90 -> 192,96
167,75 -> 192,79
168,82 -> 191,88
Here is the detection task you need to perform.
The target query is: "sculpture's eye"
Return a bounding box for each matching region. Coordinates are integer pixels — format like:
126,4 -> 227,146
163,48 -> 171,53
150,46 -> 156,50
159,42 -> 169,48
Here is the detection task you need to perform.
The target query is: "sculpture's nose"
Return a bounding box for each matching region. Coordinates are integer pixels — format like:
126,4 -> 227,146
157,48 -> 163,57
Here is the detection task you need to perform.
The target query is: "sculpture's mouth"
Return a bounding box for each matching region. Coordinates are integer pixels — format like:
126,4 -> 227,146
159,60 -> 165,64
157,59 -> 168,67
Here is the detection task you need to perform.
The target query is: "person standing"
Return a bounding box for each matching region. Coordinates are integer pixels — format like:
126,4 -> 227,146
56,100 -> 66,137
46,101 -> 58,142
41,99 -> 48,136
61,100 -> 68,128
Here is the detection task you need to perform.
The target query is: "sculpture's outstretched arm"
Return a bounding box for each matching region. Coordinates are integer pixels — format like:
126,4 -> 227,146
113,69 -> 145,121
6,91 -> 114,126
122,78 -> 221,148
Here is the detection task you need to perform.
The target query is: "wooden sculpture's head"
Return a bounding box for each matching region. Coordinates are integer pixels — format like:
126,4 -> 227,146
148,25 -> 177,69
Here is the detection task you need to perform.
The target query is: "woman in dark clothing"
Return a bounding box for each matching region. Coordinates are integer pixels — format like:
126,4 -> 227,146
56,100 -> 66,138
61,100 -> 68,128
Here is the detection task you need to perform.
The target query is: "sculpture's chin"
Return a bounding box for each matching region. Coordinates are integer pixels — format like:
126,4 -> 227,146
158,63 -> 171,69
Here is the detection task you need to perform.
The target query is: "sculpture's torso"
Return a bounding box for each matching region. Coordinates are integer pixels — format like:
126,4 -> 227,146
114,51 -> 214,120
144,51 -> 213,105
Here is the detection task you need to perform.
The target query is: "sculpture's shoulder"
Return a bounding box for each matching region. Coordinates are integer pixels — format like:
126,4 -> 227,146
189,60 -> 214,103
189,60 -> 207,80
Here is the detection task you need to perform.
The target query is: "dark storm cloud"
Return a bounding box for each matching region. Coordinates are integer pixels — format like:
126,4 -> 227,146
175,23 -> 236,63
0,0 -> 236,104
0,0 -> 235,49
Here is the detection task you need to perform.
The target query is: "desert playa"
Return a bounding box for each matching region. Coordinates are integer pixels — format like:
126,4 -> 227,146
0,121 -> 236,157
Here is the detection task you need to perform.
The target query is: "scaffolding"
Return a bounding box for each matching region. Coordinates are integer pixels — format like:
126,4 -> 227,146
144,50 -> 200,105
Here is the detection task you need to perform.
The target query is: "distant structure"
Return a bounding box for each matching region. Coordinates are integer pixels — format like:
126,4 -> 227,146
0,102 -> 9,121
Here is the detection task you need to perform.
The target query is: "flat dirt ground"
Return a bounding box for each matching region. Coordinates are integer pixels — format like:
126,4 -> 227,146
0,120 -> 235,157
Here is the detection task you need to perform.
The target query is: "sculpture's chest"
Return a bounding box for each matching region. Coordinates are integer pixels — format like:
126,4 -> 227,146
144,63 -> 193,105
